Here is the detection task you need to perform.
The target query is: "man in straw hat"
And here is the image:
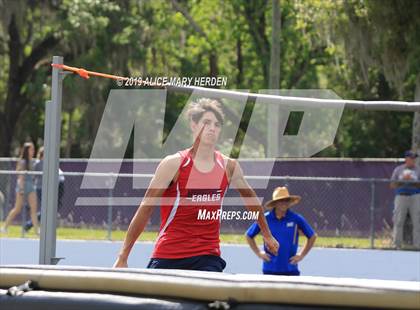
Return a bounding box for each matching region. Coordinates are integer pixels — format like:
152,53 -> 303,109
246,186 -> 317,275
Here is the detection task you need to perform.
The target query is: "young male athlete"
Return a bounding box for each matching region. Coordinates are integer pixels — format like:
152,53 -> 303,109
113,98 -> 279,271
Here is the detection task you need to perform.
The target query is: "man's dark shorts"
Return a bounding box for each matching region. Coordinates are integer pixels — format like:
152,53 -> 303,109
147,255 -> 226,272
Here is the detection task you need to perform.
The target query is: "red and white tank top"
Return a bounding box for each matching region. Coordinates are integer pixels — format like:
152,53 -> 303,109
152,148 -> 229,259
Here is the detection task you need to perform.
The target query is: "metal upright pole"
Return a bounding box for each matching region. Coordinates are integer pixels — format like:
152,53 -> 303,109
39,56 -> 64,264
107,187 -> 113,241
107,174 -> 114,241
369,180 -> 376,249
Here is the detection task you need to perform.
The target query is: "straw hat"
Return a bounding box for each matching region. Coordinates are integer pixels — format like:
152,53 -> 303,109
264,187 -> 301,209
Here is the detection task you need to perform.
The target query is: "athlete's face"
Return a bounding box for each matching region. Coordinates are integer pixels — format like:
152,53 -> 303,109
191,111 -> 222,146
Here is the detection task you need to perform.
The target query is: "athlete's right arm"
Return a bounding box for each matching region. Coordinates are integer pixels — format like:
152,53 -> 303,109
226,158 -> 279,256
113,154 -> 181,268
246,235 -> 271,262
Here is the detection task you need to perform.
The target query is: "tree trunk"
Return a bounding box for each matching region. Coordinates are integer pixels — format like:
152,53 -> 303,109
0,13 -> 59,156
267,0 -> 281,157
412,74 -> 420,159
0,116 -> 13,157
1,15 -> 22,156
241,0 -> 270,87
269,0 -> 281,90
236,38 -> 243,87
209,53 -> 219,78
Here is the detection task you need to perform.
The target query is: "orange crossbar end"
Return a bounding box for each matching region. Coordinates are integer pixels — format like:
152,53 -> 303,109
51,63 -> 127,81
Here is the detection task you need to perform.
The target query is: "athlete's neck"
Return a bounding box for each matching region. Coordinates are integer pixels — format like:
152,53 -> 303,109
192,144 -> 215,162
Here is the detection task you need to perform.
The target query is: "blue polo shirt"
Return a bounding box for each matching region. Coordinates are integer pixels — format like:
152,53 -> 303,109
246,209 -> 315,275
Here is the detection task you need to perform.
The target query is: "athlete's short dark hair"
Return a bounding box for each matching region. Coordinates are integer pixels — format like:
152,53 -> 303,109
186,98 -> 224,125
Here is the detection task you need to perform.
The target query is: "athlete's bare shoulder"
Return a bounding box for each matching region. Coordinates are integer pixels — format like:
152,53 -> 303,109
162,153 -> 182,164
150,153 -> 182,188
158,153 -> 182,172
220,152 -> 233,163
219,153 -> 242,180
220,153 -> 239,165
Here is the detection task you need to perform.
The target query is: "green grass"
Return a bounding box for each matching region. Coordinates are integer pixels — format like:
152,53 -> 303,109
0,223 -> 394,249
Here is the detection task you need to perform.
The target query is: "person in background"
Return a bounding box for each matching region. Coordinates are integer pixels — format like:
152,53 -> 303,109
24,146 -> 65,232
246,187 -> 317,276
1,142 -> 39,234
390,150 -> 420,249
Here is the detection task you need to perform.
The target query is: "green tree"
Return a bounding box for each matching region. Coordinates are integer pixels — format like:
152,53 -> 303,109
324,0 -> 420,157
0,0 -> 119,156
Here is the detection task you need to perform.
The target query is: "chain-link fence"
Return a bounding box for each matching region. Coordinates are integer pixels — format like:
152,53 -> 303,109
0,162 -> 412,249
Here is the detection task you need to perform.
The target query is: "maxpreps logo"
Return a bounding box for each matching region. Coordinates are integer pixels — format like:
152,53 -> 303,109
185,189 -> 223,203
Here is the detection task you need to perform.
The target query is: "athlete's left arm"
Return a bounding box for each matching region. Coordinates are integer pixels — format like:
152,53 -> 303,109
227,159 -> 279,255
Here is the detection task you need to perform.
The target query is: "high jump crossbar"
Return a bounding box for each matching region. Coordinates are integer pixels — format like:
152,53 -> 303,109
52,63 -> 420,112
